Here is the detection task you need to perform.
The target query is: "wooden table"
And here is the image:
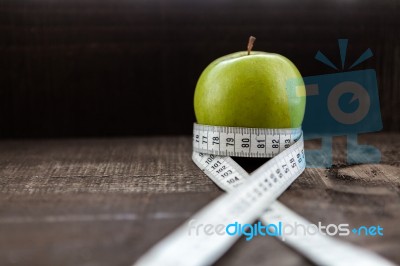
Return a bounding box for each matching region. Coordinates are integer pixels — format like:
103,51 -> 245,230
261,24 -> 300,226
0,133 -> 399,266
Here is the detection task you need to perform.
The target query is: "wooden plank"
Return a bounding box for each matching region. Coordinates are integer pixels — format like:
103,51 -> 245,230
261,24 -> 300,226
0,133 -> 399,265
0,137 -> 218,194
0,0 -> 399,138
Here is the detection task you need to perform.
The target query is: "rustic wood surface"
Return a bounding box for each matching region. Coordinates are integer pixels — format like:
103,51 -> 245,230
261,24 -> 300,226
1,0 -> 399,138
0,133 -> 399,266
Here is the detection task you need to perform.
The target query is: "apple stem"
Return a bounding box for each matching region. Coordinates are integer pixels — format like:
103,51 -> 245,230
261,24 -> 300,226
247,36 -> 256,55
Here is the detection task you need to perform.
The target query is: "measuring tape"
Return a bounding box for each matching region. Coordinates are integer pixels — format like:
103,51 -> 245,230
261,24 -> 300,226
134,124 -> 395,266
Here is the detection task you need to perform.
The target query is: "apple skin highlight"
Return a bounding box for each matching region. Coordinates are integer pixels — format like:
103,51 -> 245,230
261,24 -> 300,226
194,50 -> 306,129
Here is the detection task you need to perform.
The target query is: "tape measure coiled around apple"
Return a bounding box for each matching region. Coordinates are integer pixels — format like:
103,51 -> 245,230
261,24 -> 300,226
135,124 -> 395,266
192,123 -> 303,158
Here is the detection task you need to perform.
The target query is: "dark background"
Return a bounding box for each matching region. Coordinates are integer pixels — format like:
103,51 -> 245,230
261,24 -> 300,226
0,0 -> 399,138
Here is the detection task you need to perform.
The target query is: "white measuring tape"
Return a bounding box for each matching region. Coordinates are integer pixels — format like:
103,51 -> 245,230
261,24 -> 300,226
135,124 -> 395,266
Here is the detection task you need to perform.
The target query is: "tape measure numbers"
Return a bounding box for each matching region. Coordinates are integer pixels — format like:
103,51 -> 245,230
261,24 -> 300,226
193,124 -> 302,158
135,124 -> 394,266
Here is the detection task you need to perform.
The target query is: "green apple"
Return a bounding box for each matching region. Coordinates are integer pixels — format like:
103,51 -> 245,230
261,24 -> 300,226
194,37 -> 306,129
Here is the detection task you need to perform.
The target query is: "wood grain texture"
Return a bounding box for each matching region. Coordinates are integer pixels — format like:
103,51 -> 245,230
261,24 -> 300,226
0,133 -> 399,266
0,0 -> 399,138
